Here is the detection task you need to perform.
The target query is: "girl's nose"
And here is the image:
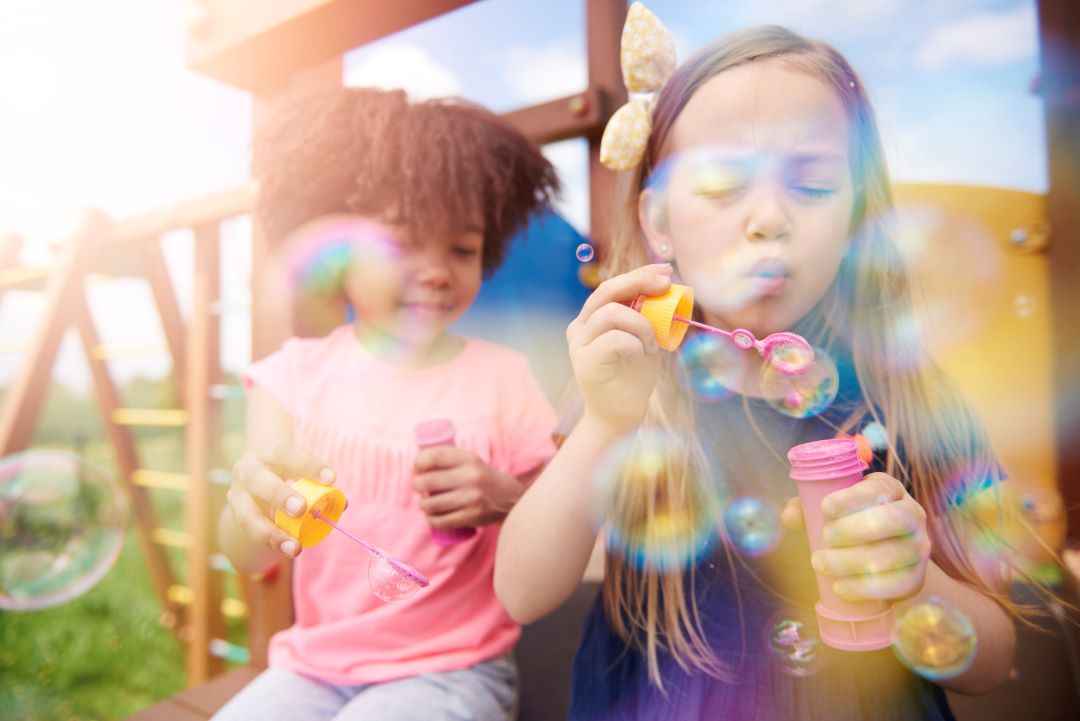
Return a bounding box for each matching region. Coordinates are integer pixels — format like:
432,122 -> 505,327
414,250 -> 451,286
744,185 -> 792,242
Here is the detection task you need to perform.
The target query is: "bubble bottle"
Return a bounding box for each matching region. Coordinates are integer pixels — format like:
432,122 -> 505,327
415,419 -> 476,547
788,438 -> 896,650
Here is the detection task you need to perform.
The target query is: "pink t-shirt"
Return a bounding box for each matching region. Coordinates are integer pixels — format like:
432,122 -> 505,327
243,324 -> 557,684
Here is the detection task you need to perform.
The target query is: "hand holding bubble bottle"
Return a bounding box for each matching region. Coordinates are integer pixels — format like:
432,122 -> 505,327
787,438 -> 896,650
415,419 -> 476,547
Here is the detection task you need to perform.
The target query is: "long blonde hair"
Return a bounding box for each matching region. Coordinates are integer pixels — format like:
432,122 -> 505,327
601,25 -> 1019,688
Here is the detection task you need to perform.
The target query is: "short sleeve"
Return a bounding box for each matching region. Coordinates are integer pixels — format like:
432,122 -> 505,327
500,353 -> 558,477
243,339 -> 300,415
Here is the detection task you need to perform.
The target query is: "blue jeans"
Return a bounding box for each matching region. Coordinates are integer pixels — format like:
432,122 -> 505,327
211,654 -> 517,721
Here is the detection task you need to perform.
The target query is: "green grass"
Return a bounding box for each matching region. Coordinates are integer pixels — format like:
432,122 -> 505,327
0,386 -> 250,721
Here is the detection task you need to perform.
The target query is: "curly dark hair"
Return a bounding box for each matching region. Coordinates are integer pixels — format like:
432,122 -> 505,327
252,87 -> 560,275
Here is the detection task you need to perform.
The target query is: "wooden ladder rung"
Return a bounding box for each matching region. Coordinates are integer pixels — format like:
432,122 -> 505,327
111,408 -> 189,426
91,342 -> 169,360
209,639 -> 251,664
152,527 -> 192,549
0,265 -> 51,290
209,384 -> 246,400
132,469 -> 190,491
167,585 -> 248,619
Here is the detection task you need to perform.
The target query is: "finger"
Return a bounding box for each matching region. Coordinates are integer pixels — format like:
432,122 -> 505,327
233,458 -> 309,518
419,489 -> 472,516
832,564 -> 927,602
413,470 -> 466,495
823,501 -> 922,548
780,497 -> 805,532
229,489 -> 302,558
574,302 -> 661,354
414,446 -> 472,473
426,507 -> 477,530
251,438 -> 336,484
822,473 -> 905,519
812,534 -> 932,578
576,265 -> 673,324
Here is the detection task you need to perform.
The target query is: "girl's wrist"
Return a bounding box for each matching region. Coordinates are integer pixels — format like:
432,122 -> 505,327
577,411 -> 636,448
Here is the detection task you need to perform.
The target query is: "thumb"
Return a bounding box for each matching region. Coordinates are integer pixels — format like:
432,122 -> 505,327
780,497 -> 805,532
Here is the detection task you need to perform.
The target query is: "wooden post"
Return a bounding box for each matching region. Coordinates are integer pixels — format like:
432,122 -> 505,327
185,222 -> 227,682
585,0 -> 627,255
0,212 -> 106,455
1037,0 -> 1080,541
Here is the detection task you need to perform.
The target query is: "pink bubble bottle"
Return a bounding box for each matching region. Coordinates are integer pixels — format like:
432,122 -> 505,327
415,419 -> 476,547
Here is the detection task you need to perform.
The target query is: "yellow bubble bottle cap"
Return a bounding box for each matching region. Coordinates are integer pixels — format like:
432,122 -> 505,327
635,283 -> 694,352
274,477 -> 346,548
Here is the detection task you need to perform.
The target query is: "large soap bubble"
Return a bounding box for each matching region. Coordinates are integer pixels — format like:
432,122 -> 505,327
0,451 -> 127,611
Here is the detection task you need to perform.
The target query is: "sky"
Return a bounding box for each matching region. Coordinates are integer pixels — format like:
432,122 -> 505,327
0,0 -> 1046,392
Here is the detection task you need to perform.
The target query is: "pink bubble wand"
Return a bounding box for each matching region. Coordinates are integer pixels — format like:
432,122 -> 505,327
311,509 -> 430,587
672,315 -> 814,376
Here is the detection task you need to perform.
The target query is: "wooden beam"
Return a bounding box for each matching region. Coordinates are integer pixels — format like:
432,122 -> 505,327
186,0 -> 477,91
185,222 -> 227,683
501,87 -> 613,146
72,297 -> 181,620
141,238 -> 189,403
1037,0 -> 1080,541
0,212 -> 106,455
585,0 -> 627,252
111,185 -> 253,247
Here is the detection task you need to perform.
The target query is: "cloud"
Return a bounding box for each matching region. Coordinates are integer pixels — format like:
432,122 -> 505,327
541,139 -> 590,237
502,42 -> 587,106
738,0 -> 904,37
915,5 -> 1037,70
343,44 -> 462,100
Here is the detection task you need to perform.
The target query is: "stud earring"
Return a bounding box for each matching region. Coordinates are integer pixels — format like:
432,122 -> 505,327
659,243 -> 671,258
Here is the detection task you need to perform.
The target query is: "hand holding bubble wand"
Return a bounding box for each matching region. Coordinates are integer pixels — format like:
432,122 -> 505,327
275,478 -> 429,602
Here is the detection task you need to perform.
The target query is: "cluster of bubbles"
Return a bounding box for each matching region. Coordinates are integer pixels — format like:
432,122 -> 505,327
764,610 -> 825,676
593,431 -> 718,571
721,496 -> 783,557
893,596 -> 977,681
367,554 -> 423,602
0,451 -> 127,611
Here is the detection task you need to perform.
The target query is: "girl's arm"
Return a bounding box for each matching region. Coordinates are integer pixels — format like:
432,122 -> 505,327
496,415 -> 621,623
908,560 -> 1016,695
218,387 -> 335,575
496,264 -> 674,623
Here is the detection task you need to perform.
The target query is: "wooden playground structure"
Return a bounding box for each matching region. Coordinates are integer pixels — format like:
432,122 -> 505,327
0,1 -> 1078,719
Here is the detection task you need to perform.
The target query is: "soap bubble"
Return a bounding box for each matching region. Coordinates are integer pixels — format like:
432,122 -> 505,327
367,554 -> 423,602
575,243 -> 595,263
761,346 -> 839,419
594,431 -> 718,571
677,332 -> 738,402
721,496 -> 782,557
764,610 -> 825,676
893,597 -> 977,681
0,451 -> 127,611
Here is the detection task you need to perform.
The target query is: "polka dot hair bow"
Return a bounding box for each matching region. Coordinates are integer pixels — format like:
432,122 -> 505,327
599,2 -> 677,172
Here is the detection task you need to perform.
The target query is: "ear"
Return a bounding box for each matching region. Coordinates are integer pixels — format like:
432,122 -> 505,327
637,188 -> 675,261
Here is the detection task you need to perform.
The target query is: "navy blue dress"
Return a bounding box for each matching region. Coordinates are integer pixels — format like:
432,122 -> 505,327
569,346 -> 960,721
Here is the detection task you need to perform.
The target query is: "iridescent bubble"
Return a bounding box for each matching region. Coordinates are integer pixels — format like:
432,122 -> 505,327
893,597 -> 977,681
0,451 -> 127,611
593,431 -> 718,571
760,346 -> 839,419
861,421 -> 889,451
722,496 -> 782,557
367,554 -> 422,602
677,332 -> 738,402
764,610 -> 825,676
575,243 -> 595,263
